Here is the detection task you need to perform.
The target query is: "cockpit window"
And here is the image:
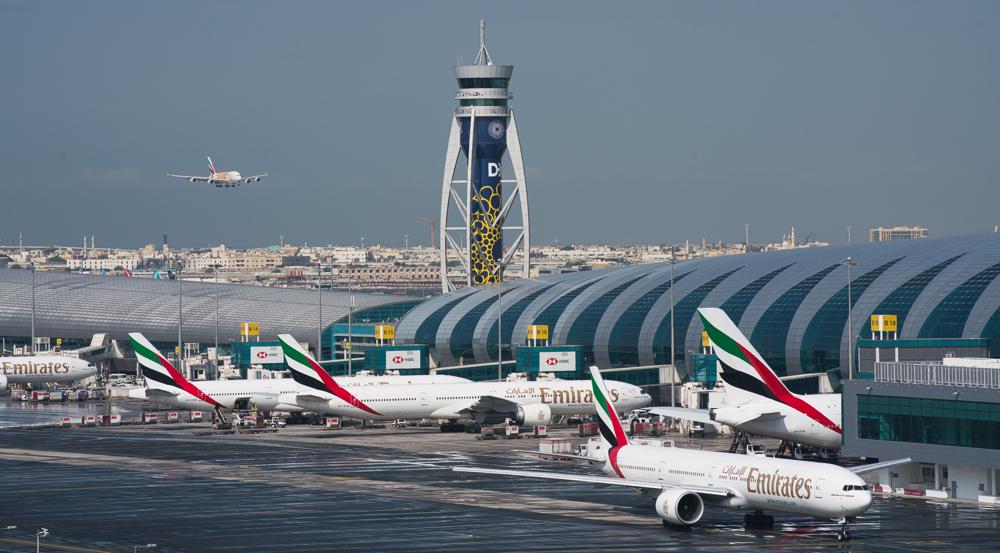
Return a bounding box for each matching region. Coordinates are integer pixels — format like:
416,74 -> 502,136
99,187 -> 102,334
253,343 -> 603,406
842,484 -> 871,491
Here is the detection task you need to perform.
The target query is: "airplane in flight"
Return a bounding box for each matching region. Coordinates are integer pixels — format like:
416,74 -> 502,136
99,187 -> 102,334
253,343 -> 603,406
454,366 -> 908,541
1,355 -> 97,390
649,308 -> 842,450
126,333 -> 470,413
277,333 -> 652,425
168,156 -> 267,188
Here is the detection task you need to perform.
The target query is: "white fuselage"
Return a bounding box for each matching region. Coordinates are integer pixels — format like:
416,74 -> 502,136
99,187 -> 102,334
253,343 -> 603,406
1,356 -> 97,386
713,394 -> 842,449
611,444 -> 870,519
209,171 -> 242,184
288,379 -> 652,421
130,375 -> 471,411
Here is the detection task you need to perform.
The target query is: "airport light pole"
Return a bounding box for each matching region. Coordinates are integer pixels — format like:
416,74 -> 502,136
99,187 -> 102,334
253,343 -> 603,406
177,267 -> 183,376
845,256 -> 856,380
669,246 -> 676,409
317,261 -> 323,361
36,528 -> 48,553
29,263 -> 36,354
213,264 -> 221,370
497,265 -> 503,382
347,270 -> 354,376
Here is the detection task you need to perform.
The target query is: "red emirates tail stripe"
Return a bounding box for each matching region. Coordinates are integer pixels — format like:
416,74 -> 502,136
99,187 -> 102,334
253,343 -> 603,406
735,343 -> 842,434
154,353 -> 223,408
304,354 -> 380,416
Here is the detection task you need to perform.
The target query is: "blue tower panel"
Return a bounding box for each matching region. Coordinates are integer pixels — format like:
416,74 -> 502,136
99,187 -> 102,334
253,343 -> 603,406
460,116 -> 508,285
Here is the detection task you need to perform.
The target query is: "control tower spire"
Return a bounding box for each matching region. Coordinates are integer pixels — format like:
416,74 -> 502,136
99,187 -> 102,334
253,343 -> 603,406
439,19 -> 530,291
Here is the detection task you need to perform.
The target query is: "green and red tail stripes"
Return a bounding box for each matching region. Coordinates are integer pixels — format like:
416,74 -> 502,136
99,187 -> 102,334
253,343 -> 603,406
278,334 -> 380,416
589,366 -> 629,478
698,308 -> 842,434
129,333 -> 222,408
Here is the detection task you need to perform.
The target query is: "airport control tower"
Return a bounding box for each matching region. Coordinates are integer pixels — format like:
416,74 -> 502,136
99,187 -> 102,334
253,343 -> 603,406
439,20 -> 530,291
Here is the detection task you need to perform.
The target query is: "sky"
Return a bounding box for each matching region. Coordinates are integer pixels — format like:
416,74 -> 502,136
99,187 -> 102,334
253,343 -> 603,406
1,1 -> 998,249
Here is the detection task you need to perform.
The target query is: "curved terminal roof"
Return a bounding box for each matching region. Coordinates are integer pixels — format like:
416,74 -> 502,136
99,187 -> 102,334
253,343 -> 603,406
396,234 -> 1000,376
0,270 -> 415,345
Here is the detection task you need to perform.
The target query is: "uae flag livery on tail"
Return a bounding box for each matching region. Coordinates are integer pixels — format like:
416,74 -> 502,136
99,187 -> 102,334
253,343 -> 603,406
697,308 -> 842,434
128,332 -> 222,408
277,334 -> 380,416
589,366 -> 630,478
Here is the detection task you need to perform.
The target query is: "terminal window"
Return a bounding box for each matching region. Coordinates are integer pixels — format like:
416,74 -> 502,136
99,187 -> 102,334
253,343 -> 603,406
858,394 -> 1000,450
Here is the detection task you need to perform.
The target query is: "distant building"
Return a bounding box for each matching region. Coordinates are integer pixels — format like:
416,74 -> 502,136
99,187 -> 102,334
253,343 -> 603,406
870,226 -> 928,242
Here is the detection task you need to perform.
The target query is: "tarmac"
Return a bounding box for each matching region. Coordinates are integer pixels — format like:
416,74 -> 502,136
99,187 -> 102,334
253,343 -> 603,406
1,401 -> 999,552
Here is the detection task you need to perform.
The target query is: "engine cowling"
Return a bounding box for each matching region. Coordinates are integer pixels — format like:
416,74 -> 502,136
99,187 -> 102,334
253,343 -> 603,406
515,403 -> 552,426
251,393 -> 281,411
0,373 -> 7,391
655,489 -> 705,526
189,177 -> 197,183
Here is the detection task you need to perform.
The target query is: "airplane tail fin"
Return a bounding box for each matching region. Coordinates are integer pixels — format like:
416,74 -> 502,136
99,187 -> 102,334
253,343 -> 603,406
588,366 -> 629,477
697,307 -> 795,406
277,334 -> 380,416
207,156 -> 216,175
129,333 -> 221,407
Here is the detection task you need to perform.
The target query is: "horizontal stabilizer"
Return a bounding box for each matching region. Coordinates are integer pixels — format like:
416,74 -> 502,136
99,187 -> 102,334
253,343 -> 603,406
648,407 -> 715,425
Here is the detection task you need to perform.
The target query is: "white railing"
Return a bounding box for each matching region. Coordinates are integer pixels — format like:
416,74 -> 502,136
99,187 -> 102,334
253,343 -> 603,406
875,361 -> 1000,389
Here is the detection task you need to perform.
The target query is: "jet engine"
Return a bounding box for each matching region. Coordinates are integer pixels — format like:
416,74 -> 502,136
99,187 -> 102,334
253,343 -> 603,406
250,393 -> 281,411
515,403 -> 552,426
655,489 -> 705,526
0,373 -> 7,391
254,176 -> 261,182
189,177 -> 197,183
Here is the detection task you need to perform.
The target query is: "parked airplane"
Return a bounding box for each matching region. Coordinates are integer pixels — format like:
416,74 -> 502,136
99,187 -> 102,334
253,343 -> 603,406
277,334 -> 652,425
126,333 -> 470,412
455,366 -> 908,541
649,308 -> 842,450
0,355 -> 97,390
168,156 -> 267,188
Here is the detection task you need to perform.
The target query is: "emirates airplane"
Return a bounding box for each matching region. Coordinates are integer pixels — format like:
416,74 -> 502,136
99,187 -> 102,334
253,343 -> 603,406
455,367 -> 909,541
650,308 -> 842,449
277,334 -> 652,425
168,156 -> 267,188
1,356 -> 97,390
126,333 -> 470,412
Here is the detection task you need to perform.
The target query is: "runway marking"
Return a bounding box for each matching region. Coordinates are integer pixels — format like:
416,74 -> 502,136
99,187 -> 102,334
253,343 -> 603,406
0,536 -> 112,553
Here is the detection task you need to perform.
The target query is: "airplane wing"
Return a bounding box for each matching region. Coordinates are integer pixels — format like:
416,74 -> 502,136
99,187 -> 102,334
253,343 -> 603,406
144,388 -> 179,399
849,457 -> 912,475
430,395 -> 520,424
727,409 -> 784,426
453,466 -> 732,497
513,449 -> 602,462
648,407 -> 715,425
241,173 -> 268,183
168,174 -> 210,182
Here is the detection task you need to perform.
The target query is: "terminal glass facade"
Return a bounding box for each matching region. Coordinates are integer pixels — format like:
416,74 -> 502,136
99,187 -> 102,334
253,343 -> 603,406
858,394 -> 1000,450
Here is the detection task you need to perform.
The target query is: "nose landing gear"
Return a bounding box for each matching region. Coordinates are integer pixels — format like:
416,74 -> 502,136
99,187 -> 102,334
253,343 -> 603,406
743,510 -> 774,530
836,517 -> 852,541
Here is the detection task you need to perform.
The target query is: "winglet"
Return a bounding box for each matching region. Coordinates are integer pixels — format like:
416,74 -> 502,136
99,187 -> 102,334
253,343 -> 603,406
207,156 -> 216,175
589,366 -> 629,477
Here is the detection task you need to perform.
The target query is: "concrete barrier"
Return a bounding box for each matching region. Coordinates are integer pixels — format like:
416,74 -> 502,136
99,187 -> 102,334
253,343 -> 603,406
978,495 -> 1000,505
925,489 -> 949,499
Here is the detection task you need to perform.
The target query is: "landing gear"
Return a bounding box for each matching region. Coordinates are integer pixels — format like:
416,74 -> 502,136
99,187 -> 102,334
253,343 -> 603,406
836,518 -> 852,542
743,510 -> 774,530
729,431 -> 751,453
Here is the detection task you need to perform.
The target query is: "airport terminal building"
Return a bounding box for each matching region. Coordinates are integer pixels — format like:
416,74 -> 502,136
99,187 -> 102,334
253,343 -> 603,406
397,234 -> 1000,382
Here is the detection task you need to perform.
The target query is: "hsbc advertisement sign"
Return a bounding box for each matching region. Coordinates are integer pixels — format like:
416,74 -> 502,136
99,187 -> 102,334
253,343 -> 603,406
250,346 -> 284,365
386,350 -> 421,370
539,351 -> 576,372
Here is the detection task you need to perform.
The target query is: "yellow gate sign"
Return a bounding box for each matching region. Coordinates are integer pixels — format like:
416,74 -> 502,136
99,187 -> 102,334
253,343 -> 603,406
375,324 -> 395,340
527,325 -> 549,341
241,322 -> 260,336
870,315 -> 898,332
701,331 -> 710,348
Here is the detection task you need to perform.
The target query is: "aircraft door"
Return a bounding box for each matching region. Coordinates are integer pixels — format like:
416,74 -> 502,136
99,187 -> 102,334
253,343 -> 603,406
659,460 -> 668,482
813,478 -> 825,499
420,392 -> 428,407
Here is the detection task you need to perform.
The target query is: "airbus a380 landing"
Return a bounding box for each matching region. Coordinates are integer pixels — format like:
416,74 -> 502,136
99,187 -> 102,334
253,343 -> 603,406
168,156 -> 267,188
455,367 -> 909,541
650,308 -> 842,449
278,334 -> 652,425
0,356 -> 97,390
127,333 -> 470,412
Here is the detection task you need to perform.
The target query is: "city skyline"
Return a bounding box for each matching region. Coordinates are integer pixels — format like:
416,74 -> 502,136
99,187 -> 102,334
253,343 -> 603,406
2,2 -> 998,249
